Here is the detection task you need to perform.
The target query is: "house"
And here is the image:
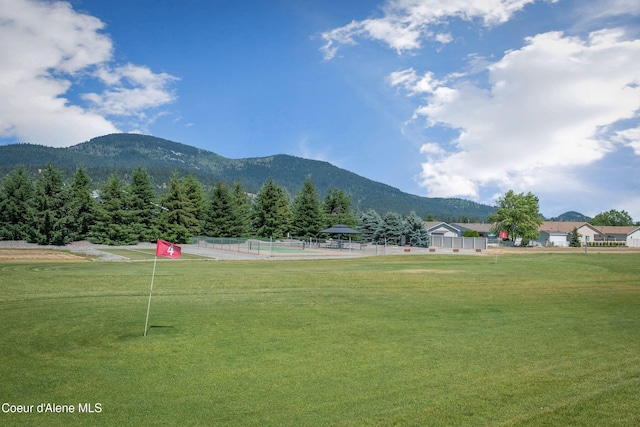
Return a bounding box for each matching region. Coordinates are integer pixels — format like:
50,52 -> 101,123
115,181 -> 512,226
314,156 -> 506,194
592,226 -> 640,247
424,222 -> 459,237
451,223 -> 493,238
424,221 -> 488,250
536,222 -> 600,246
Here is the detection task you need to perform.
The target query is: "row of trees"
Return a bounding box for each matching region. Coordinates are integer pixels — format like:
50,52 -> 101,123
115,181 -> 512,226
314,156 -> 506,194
0,164 -> 431,246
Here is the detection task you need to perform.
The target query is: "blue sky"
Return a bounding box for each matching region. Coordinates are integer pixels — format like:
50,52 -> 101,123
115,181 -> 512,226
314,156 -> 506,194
1,0 -> 639,220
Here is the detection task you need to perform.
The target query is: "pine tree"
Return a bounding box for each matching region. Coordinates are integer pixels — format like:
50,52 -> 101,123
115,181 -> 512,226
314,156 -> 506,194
569,227 -> 582,247
291,177 -> 324,238
404,211 -> 430,247
182,175 -> 207,236
159,173 -> 200,243
252,178 -> 292,238
0,165 -> 36,241
32,163 -> 73,245
359,209 -> 382,242
376,212 -> 404,245
203,183 -> 235,237
230,182 -> 252,237
90,174 -> 137,245
66,167 -> 96,242
323,188 -> 357,228
128,167 -> 160,242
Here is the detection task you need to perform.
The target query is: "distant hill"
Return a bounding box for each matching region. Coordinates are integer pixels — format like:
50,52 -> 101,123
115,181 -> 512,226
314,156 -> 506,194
549,211 -> 592,222
0,133 -> 494,221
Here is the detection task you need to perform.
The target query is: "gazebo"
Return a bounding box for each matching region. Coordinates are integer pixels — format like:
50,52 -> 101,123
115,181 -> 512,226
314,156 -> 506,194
320,224 -> 360,249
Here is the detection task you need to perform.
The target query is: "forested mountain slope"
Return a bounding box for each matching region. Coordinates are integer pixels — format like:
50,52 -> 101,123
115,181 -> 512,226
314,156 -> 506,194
0,134 -> 494,220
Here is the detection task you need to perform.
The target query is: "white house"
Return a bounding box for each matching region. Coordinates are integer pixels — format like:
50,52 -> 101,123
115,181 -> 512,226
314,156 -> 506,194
424,222 -> 459,237
536,222 -> 600,246
451,223 -> 494,238
593,226 -> 640,247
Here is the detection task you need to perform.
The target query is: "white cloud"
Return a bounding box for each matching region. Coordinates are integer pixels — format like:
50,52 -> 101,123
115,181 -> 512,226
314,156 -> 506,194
614,126 -> 640,155
390,29 -> 640,199
321,0 -> 547,60
0,0 -> 177,147
419,142 -> 445,155
580,0 -> 640,20
83,64 -> 178,117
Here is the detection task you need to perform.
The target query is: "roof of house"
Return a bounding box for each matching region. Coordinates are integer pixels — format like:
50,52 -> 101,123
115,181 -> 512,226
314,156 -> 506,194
537,221 -> 597,234
424,222 -> 459,233
451,223 -> 493,233
592,225 -> 640,236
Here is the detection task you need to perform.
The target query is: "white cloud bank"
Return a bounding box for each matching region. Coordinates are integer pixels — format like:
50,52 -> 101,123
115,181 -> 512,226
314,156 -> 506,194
321,0 -> 553,60
390,29 -> 640,199
0,0 -> 177,147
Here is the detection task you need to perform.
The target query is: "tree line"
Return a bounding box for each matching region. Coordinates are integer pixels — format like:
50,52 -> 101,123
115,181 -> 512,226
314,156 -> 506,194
0,164 -> 431,246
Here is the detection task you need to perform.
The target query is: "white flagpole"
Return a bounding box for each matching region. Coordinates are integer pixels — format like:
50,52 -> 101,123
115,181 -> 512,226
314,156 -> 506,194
144,256 -> 158,337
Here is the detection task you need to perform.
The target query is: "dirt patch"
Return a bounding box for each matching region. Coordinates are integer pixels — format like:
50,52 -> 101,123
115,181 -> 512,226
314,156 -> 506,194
0,249 -> 88,262
397,269 -> 460,274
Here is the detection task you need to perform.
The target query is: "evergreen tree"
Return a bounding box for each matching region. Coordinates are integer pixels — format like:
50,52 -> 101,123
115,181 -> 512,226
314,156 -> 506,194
159,173 -> 200,243
203,183 -> 235,237
404,211 -> 430,247
569,227 -> 582,247
128,167 -> 160,242
32,163 -> 73,245
90,174 -> 138,245
66,167 -> 96,242
252,178 -> 292,238
323,188 -> 357,228
291,177 -> 324,238
182,174 -> 207,236
376,212 -> 404,245
0,165 -> 35,241
230,182 -> 252,237
359,209 -> 383,242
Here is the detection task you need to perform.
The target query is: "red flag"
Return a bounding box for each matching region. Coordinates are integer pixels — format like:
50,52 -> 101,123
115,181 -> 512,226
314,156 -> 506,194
156,240 -> 182,258
499,231 -> 508,239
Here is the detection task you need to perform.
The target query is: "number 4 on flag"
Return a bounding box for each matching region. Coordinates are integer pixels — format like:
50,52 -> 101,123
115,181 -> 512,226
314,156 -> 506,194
156,240 -> 182,258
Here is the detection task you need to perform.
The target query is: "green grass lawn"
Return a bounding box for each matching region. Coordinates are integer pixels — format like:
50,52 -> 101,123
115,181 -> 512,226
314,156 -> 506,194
1,253 -> 639,426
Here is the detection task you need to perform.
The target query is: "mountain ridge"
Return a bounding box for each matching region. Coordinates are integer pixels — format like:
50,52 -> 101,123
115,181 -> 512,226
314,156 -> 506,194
0,133 -> 494,220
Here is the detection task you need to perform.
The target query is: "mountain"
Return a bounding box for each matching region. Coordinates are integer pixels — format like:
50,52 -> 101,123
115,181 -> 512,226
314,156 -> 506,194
0,133 -> 494,220
548,211 -> 592,222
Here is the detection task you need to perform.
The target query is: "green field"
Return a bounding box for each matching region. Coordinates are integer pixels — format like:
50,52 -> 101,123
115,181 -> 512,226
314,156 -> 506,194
1,253 -> 639,426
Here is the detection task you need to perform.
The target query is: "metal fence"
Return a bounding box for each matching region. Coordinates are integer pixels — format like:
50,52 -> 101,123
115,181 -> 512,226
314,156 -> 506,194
191,235 -> 487,256
429,235 -> 487,250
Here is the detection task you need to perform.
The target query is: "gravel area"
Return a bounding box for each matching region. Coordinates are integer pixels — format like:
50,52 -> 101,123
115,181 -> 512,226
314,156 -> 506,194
0,240 -> 285,261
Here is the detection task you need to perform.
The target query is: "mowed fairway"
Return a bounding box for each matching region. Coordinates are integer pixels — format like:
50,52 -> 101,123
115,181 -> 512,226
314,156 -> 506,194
1,252 -> 639,426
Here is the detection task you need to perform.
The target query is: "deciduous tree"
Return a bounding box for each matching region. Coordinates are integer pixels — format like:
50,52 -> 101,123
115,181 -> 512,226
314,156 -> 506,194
590,209 -> 634,226
488,190 -> 543,246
